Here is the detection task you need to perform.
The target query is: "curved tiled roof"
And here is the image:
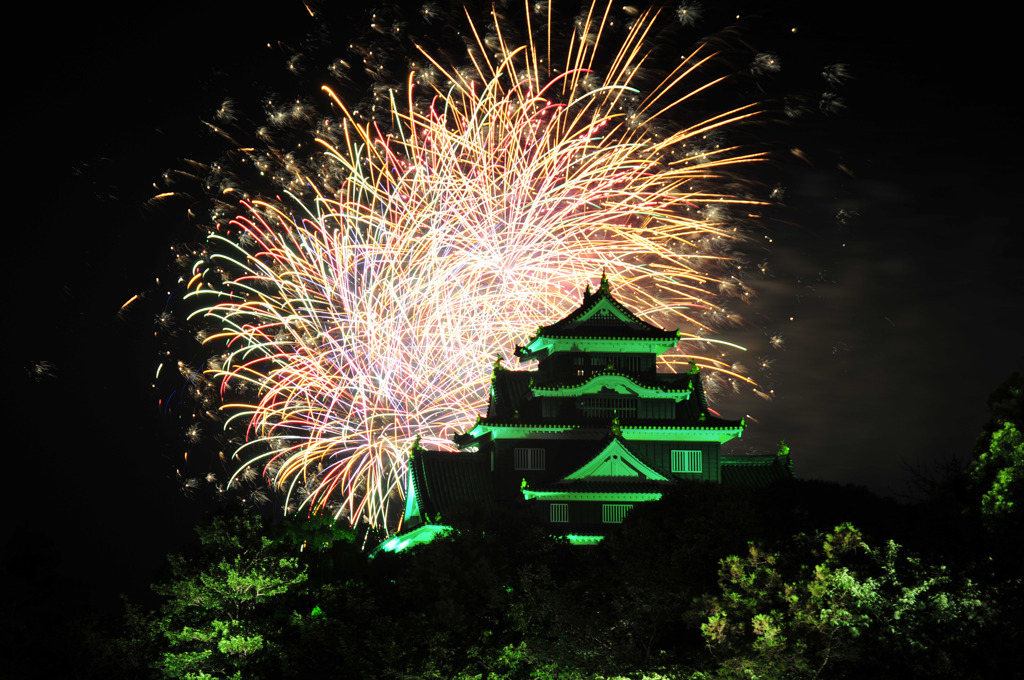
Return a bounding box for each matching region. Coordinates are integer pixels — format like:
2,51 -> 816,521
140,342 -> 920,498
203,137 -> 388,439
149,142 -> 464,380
530,365 -> 693,396
478,365 -> 742,432
720,454 -> 794,486
487,369 -> 535,419
409,449 -> 494,519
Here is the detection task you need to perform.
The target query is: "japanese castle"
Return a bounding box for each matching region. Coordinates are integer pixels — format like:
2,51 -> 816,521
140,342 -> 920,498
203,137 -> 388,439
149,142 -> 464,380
379,274 -> 792,552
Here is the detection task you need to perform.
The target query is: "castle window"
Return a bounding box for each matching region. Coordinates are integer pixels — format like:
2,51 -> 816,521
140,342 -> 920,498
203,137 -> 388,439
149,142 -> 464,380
602,503 -> 633,523
514,447 -> 546,470
672,449 -> 702,474
589,354 -> 642,373
639,399 -> 674,419
579,396 -> 637,419
589,310 -> 621,326
550,503 -> 568,523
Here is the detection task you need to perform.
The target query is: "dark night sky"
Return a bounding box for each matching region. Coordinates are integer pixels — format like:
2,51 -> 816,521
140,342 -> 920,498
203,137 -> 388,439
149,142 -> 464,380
8,1 -> 1022,611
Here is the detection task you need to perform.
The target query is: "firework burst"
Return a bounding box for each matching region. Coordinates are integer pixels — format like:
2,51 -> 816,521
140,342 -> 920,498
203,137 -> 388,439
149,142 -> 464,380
160,0 -> 785,531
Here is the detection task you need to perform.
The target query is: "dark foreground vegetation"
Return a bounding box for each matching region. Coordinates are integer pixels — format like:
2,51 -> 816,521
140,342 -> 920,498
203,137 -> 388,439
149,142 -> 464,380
8,374 -> 1022,679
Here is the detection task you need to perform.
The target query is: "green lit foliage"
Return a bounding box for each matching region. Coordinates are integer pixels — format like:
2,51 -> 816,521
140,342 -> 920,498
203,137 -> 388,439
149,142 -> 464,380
275,511 -> 355,552
700,523 -> 991,679
75,477 -> 1022,680
968,373 -> 1023,532
152,510 -> 309,680
971,421 -> 1023,522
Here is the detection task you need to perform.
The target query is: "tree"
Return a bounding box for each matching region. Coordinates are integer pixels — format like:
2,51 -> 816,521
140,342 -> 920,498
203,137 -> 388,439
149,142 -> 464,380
971,421 -> 1023,524
968,373 -> 1023,533
151,509 -> 309,680
700,524 -> 991,679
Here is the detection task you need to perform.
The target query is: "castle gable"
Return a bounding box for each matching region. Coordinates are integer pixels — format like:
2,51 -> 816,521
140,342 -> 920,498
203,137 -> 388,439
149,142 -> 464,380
556,295 -> 650,334
515,276 -> 678,361
536,277 -> 676,340
564,438 -> 669,481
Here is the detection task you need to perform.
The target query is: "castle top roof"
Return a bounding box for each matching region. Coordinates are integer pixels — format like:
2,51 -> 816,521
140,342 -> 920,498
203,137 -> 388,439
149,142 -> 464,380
515,274 -> 678,360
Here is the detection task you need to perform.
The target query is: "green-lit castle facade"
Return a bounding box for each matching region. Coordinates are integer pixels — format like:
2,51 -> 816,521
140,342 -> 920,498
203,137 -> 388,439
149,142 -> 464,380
379,275 -> 791,553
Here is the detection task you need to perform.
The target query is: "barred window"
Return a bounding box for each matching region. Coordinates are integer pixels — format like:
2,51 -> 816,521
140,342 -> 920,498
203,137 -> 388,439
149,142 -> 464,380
550,503 -> 568,523
514,447 -> 546,470
602,504 -> 633,523
588,354 -> 643,373
639,399 -> 674,419
579,396 -> 637,419
588,310 -> 623,326
671,449 -> 702,474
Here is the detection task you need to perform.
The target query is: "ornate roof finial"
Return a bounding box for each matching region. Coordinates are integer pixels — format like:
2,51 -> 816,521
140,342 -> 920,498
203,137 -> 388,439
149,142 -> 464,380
599,269 -> 610,292
688,358 -> 700,375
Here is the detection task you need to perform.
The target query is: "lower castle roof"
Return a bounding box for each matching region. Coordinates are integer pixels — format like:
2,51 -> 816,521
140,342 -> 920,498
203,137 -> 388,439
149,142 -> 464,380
720,454 -> 794,486
408,449 -> 494,522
